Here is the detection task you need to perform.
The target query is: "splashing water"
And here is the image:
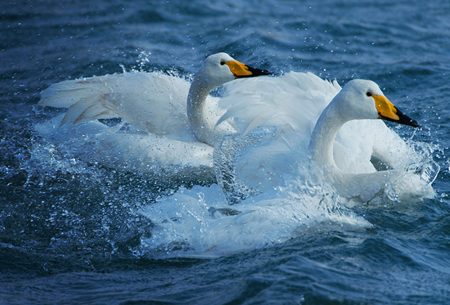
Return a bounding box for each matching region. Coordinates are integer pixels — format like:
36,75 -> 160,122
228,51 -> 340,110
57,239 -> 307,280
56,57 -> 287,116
138,178 -> 373,258
29,102 -> 440,259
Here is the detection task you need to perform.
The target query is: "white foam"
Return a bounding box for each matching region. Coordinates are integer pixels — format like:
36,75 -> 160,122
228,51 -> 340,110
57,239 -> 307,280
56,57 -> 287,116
138,182 -> 372,257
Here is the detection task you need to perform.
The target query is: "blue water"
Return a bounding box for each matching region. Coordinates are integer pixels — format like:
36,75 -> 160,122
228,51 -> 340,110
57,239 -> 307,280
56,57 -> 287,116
2,0 -> 450,304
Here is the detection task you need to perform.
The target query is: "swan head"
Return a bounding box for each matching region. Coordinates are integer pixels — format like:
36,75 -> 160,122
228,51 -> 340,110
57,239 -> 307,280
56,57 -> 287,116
338,79 -> 419,127
196,52 -> 270,90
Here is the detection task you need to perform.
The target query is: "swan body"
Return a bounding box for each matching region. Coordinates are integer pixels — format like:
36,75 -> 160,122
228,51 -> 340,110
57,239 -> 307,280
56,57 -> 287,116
37,53 -> 269,182
308,79 -> 419,201
215,72 -> 436,202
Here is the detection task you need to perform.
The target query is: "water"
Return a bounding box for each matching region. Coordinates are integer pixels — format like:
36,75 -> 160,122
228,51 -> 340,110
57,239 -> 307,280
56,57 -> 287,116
2,0 -> 450,304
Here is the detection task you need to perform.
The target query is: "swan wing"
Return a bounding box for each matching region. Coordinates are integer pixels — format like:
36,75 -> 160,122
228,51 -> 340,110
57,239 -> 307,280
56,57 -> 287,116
219,72 -> 341,138
39,72 -> 191,136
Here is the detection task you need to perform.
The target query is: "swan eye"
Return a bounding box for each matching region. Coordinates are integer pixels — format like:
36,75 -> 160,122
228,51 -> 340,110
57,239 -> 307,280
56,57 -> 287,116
220,60 -> 226,66
366,91 -> 373,97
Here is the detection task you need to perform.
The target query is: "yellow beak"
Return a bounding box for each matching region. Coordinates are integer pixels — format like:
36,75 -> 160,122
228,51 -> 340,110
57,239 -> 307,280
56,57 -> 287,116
373,94 -> 419,127
225,60 -> 270,79
374,94 -> 399,121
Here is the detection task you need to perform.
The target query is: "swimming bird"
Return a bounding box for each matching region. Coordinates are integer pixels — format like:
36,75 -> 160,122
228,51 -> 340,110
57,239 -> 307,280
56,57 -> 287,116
308,79 -> 419,201
215,72 -> 435,202
37,53 -> 270,182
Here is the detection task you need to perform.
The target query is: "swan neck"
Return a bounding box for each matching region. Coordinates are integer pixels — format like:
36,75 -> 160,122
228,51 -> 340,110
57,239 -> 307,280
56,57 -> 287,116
309,102 -> 346,169
187,75 -> 215,145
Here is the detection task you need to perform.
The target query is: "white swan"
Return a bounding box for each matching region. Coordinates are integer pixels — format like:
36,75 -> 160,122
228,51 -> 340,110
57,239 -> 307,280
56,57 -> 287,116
308,79 -> 420,201
214,72 -> 436,202
37,53 -> 269,182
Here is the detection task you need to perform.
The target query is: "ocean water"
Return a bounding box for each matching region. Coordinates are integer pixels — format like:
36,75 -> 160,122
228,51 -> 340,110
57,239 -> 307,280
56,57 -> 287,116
2,0 -> 450,304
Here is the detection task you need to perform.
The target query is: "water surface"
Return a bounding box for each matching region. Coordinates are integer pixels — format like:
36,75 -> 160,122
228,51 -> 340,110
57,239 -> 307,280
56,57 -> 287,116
1,0 -> 450,304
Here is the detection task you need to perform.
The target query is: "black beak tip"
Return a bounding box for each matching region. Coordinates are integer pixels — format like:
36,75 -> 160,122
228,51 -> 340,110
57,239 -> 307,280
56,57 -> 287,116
247,66 -> 272,77
260,69 -> 272,76
410,119 -> 420,128
396,107 -> 420,128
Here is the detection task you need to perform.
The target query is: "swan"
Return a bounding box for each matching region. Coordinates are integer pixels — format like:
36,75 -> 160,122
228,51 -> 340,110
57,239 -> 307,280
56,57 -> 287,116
214,72 -> 436,203
37,53 -> 270,182
308,79 -> 420,201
